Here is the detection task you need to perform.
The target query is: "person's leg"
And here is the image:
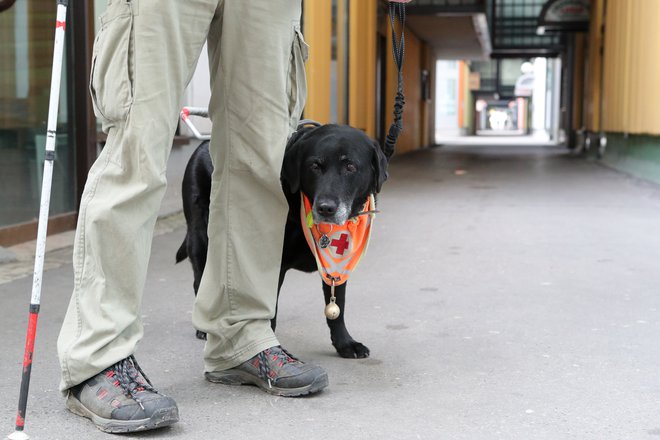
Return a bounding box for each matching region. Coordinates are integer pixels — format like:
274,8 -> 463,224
192,0 -> 326,395
57,0 -> 217,431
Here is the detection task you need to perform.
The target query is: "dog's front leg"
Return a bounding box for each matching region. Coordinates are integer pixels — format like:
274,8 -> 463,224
271,268 -> 287,332
323,281 -> 370,358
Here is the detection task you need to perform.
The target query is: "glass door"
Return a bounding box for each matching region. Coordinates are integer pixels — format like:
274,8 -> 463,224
0,0 -> 74,227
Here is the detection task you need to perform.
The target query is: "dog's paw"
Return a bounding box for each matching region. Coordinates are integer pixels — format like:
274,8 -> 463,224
196,330 -> 207,340
335,341 -> 370,359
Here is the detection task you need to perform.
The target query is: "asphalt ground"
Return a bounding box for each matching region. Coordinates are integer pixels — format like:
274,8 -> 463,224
2,141 -> 660,439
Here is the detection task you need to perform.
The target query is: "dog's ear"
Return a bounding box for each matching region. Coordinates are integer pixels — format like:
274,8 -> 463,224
281,125 -> 317,194
370,139 -> 389,194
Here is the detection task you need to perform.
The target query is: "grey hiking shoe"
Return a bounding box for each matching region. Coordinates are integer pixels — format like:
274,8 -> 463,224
66,355 -> 179,433
205,346 -> 328,397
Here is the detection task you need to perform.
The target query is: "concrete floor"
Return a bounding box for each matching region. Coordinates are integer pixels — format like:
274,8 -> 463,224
2,141 -> 660,439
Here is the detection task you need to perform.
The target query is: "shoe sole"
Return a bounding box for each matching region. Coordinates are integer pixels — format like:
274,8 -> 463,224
66,393 -> 179,433
205,369 -> 329,397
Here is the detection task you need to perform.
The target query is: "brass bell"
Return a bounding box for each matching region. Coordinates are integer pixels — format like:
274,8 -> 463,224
324,300 -> 341,320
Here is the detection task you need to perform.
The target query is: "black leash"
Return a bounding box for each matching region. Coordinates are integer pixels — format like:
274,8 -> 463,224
384,1 -> 406,159
296,3 -> 406,157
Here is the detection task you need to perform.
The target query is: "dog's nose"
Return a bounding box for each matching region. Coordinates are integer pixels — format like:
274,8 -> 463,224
316,199 -> 338,217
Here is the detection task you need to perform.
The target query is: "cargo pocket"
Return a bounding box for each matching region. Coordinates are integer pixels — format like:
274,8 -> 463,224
287,25 -> 309,129
89,0 -> 135,132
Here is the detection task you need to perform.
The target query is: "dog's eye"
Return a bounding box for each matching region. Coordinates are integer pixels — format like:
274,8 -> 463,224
310,162 -> 322,172
345,163 -> 357,173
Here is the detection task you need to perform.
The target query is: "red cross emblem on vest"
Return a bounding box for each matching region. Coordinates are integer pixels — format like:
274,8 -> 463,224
330,234 -> 350,256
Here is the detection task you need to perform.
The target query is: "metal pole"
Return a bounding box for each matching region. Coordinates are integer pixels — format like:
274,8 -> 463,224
565,33 -> 576,149
7,1 -> 69,439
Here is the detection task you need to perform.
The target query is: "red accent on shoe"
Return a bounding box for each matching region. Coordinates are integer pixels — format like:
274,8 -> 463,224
106,371 -> 115,378
97,389 -> 108,400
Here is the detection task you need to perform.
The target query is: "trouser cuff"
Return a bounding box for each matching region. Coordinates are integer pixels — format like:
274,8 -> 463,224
204,335 -> 280,372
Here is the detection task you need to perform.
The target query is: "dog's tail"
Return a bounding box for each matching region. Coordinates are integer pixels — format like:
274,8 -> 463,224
175,238 -> 188,263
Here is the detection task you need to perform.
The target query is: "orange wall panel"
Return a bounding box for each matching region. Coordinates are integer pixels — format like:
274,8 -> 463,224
349,0 -> 377,137
602,0 -> 660,135
303,0 -> 332,124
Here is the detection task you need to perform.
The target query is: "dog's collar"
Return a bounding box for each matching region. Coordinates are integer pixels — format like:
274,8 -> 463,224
300,192 -> 376,319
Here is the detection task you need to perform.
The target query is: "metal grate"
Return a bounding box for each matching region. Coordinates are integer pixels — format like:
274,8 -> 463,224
411,0 -> 481,5
405,0 -> 568,58
491,0 -> 563,57
407,0 -> 486,15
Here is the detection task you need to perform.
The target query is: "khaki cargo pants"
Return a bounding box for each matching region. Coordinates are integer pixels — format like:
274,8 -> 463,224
57,0 -> 307,390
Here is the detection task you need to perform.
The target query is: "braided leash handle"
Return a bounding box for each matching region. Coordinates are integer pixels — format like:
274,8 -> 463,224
384,1 -> 407,159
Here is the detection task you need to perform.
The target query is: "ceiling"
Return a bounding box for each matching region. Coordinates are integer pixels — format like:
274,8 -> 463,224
406,13 -> 492,60
404,0 -> 570,60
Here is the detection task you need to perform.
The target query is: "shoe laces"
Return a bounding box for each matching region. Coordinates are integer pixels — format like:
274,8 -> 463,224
108,355 -> 158,409
255,346 -> 299,385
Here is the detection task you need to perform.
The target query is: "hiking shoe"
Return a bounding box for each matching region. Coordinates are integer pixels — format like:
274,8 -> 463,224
205,346 -> 328,397
66,355 -> 179,433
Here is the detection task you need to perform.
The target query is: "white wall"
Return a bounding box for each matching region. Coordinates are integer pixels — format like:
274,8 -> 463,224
532,57 -> 547,135
435,60 -> 460,138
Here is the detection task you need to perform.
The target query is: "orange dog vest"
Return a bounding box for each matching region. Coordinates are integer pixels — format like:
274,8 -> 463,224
300,193 -> 376,287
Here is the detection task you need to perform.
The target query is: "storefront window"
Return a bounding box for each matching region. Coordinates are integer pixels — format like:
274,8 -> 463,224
0,1 -> 74,227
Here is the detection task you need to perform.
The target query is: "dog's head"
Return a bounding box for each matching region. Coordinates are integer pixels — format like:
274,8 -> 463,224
281,124 -> 390,225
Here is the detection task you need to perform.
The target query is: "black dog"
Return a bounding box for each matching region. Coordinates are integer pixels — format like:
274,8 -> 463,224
176,123 -> 390,358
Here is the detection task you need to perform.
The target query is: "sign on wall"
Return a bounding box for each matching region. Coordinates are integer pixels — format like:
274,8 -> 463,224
537,0 -> 590,34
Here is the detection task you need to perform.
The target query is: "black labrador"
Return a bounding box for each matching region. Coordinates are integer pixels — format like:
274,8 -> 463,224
176,123 -> 390,358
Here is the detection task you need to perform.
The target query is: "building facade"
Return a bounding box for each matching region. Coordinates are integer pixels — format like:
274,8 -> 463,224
0,0 -> 434,246
2,0 -> 659,246
580,0 -> 660,184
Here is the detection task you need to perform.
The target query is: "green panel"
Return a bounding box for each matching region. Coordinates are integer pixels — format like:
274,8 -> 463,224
598,134 -> 660,185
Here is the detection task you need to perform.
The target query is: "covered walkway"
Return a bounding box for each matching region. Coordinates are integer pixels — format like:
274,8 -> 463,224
2,142 -> 660,439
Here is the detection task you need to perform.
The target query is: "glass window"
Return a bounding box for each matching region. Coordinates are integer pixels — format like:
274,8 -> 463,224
0,1 -> 74,227
500,59 -> 526,87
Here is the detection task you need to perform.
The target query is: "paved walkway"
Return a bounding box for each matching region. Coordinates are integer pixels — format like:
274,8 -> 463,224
2,142 -> 660,439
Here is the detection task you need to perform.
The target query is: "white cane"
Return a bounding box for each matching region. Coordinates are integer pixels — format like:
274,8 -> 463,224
7,1 -> 69,439
180,106 -> 211,140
